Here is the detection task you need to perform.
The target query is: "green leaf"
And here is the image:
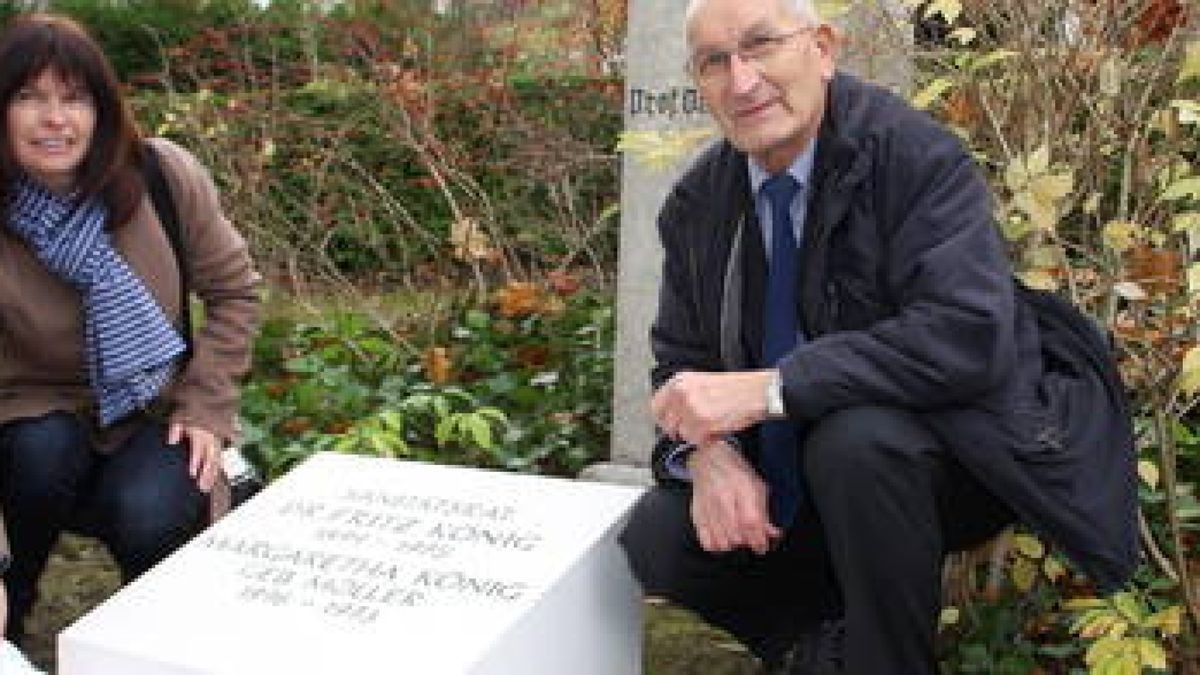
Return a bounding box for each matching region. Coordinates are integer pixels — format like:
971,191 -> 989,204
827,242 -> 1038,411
466,415 -> 493,449
1111,592 -> 1144,623
435,416 -> 454,446
464,309 -> 491,330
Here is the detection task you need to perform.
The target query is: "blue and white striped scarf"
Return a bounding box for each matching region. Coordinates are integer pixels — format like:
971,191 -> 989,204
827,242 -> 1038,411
7,177 -> 185,426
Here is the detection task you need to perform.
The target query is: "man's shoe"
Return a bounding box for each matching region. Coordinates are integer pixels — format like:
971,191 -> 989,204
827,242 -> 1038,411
761,619 -> 845,675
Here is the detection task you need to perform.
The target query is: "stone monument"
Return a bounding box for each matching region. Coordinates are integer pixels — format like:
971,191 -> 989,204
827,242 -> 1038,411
60,453 -> 645,675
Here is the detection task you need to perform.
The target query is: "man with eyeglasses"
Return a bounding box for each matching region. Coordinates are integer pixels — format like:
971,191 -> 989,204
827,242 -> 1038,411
619,0 -> 1137,673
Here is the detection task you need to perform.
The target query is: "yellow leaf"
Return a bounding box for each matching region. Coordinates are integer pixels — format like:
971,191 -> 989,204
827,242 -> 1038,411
1099,57 -> 1124,97
450,217 -> 498,262
1172,211 -> 1200,234
1005,157 -> 1030,193
1079,613 -> 1119,639
924,0 -> 962,24
1020,268 -> 1059,291
1013,192 -> 1058,232
1001,216 -> 1032,242
1030,172 -> 1074,204
938,606 -> 960,628
1162,177 -> 1200,202
1010,556 -> 1038,592
1135,637 -> 1167,670
1012,533 -> 1045,559
1027,145 -> 1050,176
1102,651 -> 1143,675
1083,192 -> 1102,215
949,27 -> 976,45
1145,605 -> 1183,636
1112,281 -> 1147,301
1171,99 -> 1200,126
1179,345 -> 1200,395
1086,635 -> 1128,665
1102,221 -> 1141,253
814,0 -> 851,20
1043,556 -> 1066,582
1026,245 -> 1061,268
968,50 -> 1017,72
912,78 -> 954,111
1138,459 -> 1161,490
1179,42 -> 1200,83
1064,597 -> 1107,611
616,128 -> 716,171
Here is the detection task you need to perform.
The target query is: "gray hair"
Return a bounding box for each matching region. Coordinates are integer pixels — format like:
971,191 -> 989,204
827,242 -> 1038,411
685,0 -> 821,36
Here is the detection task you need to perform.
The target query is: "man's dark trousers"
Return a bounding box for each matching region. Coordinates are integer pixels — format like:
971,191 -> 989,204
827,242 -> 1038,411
620,406 -> 1014,674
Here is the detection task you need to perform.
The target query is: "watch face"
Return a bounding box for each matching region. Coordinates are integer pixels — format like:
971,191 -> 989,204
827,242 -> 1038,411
0,553 -> 9,577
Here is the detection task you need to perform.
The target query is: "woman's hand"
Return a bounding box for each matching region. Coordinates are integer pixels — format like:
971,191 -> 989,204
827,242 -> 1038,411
167,422 -> 221,493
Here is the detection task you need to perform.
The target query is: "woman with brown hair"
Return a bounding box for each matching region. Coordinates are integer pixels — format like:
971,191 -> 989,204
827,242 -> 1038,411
0,13 -> 261,643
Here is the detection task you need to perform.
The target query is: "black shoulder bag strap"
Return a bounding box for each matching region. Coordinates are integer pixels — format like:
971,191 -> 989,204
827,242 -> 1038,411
141,142 -> 194,359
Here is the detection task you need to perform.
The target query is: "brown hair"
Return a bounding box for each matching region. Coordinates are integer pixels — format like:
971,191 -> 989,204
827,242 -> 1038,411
0,13 -> 144,226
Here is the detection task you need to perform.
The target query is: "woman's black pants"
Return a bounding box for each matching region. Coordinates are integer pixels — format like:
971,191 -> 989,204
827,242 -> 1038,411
0,411 -> 205,643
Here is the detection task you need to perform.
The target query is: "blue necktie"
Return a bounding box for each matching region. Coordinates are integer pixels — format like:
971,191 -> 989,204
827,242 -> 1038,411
760,173 -> 802,528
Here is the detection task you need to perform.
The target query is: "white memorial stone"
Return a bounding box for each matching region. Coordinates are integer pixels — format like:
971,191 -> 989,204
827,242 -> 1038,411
59,453 -> 646,675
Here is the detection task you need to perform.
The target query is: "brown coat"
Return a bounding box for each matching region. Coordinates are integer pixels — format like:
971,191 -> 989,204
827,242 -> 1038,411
0,137 -> 261,445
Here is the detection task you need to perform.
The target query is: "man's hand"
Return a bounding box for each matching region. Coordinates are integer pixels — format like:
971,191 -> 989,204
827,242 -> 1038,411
167,422 -> 222,493
689,439 -> 781,555
652,369 -> 774,446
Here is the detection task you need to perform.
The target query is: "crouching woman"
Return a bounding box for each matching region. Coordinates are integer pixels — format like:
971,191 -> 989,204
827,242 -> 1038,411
0,13 -> 261,644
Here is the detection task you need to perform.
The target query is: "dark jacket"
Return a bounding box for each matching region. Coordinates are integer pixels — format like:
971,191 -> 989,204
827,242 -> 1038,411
648,72 -> 1137,590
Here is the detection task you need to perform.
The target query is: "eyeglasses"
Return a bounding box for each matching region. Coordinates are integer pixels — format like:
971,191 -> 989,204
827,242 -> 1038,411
687,27 -> 813,87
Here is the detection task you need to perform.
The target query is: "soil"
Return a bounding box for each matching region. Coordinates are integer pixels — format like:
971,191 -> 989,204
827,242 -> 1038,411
23,537 -> 758,674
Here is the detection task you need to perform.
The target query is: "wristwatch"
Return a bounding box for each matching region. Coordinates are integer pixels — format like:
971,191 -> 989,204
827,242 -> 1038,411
0,551 -> 9,577
765,369 -> 787,420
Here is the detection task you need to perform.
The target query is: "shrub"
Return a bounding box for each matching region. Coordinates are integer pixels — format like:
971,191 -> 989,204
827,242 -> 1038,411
241,282 -> 613,481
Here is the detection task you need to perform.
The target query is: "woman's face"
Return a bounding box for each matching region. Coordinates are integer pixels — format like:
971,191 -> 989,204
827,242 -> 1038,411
7,69 -> 95,194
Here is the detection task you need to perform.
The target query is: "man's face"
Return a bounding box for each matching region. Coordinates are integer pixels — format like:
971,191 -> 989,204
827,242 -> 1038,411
687,0 -> 835,173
